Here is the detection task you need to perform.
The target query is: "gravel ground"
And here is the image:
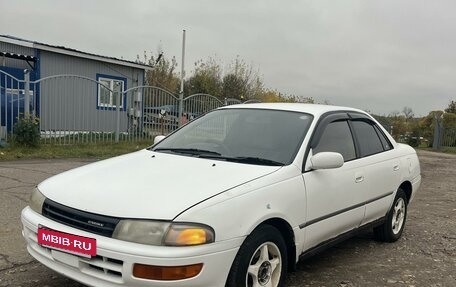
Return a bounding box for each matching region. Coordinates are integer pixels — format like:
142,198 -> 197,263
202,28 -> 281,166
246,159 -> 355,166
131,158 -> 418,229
0,150 -> 454,287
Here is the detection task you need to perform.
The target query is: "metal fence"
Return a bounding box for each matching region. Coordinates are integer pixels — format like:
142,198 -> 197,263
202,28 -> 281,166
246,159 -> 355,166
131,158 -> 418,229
431,116 -> 456,149
0,69 -> 259,145
1,70 -> 25,142
442,128 -> 456,147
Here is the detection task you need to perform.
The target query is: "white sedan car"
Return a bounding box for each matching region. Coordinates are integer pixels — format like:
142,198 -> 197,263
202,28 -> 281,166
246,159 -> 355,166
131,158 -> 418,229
21,103 -> 421,287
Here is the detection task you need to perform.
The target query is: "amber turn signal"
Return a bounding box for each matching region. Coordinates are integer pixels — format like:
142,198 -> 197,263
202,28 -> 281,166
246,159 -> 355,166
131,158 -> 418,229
164,224 -> 215,246
175,228 -> 207,245
133,263 -> 203,281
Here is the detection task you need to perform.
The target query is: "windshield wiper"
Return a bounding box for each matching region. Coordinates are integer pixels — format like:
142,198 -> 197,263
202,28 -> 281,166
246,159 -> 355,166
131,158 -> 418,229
153,148 -> 221,156
154,149 -> 284,166
198,154 -> 285,166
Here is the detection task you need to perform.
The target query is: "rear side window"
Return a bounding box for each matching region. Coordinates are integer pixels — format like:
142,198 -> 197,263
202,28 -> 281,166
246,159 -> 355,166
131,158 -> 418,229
313,121 -> 356,161
351,120 -> 384,157
374,125 -> 392,151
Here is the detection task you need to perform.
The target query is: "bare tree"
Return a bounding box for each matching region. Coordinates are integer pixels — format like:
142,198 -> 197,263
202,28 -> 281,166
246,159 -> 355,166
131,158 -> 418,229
141,50 -> 181,93
402,106 -> 414,119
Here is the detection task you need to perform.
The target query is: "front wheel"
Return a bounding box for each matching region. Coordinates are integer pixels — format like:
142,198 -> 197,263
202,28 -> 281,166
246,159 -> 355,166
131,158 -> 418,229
226,225 -> 288,287
374,189 -> 408,242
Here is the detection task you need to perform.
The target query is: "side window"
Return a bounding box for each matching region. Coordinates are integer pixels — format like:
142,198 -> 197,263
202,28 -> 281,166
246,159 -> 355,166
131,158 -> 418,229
374,125 -> 392,151
313,120 -> 356,161
351,120 -> 384,157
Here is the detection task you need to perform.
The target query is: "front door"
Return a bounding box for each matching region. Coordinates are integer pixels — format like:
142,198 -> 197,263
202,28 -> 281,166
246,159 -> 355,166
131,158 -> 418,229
302,118 -> 366,251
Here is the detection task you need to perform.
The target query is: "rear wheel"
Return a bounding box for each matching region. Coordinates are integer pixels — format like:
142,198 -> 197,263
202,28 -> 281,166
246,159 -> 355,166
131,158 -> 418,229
374,189 -> 407,242
226,225 -> 287,287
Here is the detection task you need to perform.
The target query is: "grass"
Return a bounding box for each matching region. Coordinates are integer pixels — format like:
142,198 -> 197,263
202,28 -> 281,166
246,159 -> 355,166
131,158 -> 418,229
0,140 -> 153,161
418,146 -> 456,154
442,147 -> 456,154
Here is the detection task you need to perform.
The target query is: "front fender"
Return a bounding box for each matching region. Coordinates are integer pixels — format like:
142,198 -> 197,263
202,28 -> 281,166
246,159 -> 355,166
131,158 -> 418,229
174,170 -> 306,244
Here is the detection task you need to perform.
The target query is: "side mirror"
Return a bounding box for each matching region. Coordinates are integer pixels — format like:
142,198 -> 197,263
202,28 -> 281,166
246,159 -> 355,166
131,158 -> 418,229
310,152 -> 344,170
154,135 -> 166,145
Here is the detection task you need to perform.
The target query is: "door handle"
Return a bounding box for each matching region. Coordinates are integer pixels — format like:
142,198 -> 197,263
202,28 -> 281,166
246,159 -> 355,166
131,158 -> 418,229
393,165 -> 400,171
355,175 -> 364,183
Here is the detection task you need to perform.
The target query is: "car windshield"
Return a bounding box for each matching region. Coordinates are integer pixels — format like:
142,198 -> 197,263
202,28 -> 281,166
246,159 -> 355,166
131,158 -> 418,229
151,108 -> 313,166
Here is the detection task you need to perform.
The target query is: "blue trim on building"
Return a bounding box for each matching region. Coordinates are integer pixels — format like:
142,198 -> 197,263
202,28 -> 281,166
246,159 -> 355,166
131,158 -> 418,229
95,73 -> 127,112
0,66 -> 37,132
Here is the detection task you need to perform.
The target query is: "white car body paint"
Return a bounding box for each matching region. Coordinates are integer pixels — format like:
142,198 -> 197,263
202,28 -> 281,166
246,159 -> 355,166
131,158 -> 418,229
21,103 -> 421,287
38,150 -> 281,219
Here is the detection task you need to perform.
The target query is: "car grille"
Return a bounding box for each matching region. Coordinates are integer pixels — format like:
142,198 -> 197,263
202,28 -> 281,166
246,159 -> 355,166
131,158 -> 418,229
42,199 -> 120,237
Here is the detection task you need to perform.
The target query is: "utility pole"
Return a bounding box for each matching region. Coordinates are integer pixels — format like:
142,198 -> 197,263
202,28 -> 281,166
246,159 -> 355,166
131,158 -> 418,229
178,29 -> 186,127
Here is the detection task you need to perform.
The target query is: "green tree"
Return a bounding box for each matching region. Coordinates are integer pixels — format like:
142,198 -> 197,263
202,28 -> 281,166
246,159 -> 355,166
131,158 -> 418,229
184,57 -> 265,100
418,111 -> 444,147
222,57 -> 263,100
185,57 -> 223,97
141,51 -> 315,104
444,100 -> 456,113
443,112 -> 456,128
388,111 -> 407,141
222,73 -> 246,99
418,111 -> 456,147
288,95 -> 314,103
258,89 -> 284,102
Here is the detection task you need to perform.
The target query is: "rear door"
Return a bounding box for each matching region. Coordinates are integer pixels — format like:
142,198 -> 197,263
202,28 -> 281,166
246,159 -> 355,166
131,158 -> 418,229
348,114 -> 400,225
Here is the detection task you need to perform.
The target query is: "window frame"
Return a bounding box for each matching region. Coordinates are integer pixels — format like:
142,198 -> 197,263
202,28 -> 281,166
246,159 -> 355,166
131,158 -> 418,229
303,110 -> 395,173
96,74 -> 127,111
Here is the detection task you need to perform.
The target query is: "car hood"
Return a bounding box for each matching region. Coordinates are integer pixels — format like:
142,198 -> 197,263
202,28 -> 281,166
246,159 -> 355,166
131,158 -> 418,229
39,149 -> 281,219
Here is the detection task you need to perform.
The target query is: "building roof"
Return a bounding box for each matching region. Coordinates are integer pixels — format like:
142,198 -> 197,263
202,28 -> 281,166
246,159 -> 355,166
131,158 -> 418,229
0,35 -> 153,70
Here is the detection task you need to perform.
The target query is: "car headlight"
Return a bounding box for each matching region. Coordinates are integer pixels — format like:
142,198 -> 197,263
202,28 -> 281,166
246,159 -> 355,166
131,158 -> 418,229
112,220 -> 171,245
29,187 -> 46,214
112,220 -> 215,246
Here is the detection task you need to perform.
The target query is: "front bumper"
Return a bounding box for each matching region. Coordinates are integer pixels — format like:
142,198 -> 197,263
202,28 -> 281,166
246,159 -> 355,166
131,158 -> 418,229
21,207 -> 242,287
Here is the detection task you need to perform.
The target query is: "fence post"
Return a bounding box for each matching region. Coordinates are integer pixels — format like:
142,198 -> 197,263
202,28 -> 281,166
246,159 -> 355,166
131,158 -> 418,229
115,84 -> 121,143
178,93 -> 183,128
24,69 -> 30,116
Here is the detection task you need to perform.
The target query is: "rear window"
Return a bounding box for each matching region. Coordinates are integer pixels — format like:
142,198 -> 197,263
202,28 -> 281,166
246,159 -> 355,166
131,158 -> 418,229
351,120 -> 384,157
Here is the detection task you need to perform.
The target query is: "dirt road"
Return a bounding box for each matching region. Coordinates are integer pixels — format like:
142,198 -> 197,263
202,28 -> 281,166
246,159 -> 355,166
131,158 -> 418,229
0,150 -> 454,286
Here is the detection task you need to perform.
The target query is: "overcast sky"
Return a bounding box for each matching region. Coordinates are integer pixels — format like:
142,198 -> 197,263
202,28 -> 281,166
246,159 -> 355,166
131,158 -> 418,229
1,0 -> 455,116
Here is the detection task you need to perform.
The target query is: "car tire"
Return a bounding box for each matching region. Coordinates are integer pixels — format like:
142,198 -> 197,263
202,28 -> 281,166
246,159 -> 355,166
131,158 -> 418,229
374,188 -> 408,242
226,225 -> 287,287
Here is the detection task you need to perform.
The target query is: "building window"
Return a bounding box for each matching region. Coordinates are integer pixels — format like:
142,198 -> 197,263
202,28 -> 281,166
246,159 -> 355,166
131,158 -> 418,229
96,74 -> 126,110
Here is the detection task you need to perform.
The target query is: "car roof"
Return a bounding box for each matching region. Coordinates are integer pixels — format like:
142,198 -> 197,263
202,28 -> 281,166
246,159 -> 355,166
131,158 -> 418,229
220,103 -> 368,117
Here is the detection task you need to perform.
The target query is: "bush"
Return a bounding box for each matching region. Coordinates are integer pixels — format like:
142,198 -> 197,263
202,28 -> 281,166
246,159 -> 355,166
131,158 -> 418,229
13,115 -> 40,147
407,130 -> 421,147
407,136 -> 420,147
